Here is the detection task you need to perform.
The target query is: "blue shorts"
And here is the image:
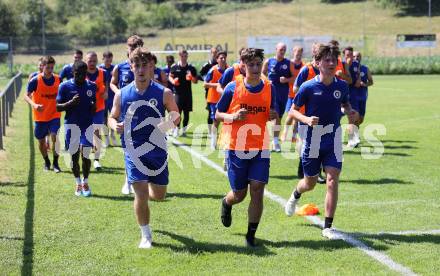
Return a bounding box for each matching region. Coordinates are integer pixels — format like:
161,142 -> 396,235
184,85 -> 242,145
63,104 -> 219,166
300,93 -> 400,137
351,99 -> 367,117
93,110 -> 105,125
208,103 -> 217,120
226,150 -> 270,191
106,92 -> 115,114
275,91 -> 289,118
34,118 -> 60,140
301,144 -> 342,177
285,97 -> 295,114
65,125 -> 94,151
124,152 -> 169,185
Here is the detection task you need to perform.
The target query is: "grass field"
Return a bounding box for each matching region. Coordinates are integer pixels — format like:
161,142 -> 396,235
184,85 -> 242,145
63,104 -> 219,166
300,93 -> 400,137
1,75 -> 440,275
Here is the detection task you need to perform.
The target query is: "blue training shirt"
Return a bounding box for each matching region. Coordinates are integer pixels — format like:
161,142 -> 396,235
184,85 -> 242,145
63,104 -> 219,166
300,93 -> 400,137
218,67 -> 237,88
117,61 -> 134,89
294,76 -> 349,146
267,57 -> 291,95
56,79 -> 97,128
120,80 -> 167,157
294,65 -> 320,89
59,63 -> 74,81
204,66 -> 227,83
352,64 -> 369,101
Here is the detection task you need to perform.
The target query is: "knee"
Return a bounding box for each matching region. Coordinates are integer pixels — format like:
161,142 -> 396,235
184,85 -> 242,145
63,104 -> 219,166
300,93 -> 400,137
249,183 -> 265,196
232,190 -> 247,203
149,193 -> 166,201
326,176 -> 338,193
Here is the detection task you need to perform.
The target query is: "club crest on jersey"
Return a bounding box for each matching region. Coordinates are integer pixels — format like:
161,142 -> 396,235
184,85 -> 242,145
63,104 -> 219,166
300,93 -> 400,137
360,72 -> 365,77
282,64 -> 288,70
148,98 -> 158,107
86,90 -> 93,97
333,90 -> 341,99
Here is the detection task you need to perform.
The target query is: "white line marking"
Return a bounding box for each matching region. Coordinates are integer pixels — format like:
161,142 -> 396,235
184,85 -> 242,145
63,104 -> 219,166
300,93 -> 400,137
376,229 -> 440,236
170,137 -> 416,276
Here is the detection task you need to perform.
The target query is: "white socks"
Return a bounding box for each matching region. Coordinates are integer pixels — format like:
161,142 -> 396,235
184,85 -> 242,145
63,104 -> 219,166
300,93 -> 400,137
140,224 -> 151,239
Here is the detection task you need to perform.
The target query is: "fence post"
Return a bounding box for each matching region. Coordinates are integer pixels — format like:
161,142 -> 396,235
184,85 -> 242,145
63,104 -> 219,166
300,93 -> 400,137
1,97 -> 6,136
0,98 -> 3,149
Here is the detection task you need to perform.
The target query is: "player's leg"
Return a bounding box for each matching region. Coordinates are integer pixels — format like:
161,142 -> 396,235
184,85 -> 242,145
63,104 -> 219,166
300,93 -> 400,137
132,180 -> 152,249
49,118 -> 61,173
80,145 -> 93,197
92,111 -> 105,170
34,122 -> 51,170
71,150 -> 82,196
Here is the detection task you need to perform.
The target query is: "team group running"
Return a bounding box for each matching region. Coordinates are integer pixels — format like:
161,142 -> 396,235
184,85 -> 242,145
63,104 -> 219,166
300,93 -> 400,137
25,34 -> 373,248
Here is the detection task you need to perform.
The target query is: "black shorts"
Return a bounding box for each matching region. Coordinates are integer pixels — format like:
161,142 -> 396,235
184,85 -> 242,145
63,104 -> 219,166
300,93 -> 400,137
175,94 -> 193,112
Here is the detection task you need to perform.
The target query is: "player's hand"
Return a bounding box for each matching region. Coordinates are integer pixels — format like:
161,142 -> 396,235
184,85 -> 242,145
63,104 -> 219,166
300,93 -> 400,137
173,78 -> 180,86
70,94 -> 80,106
269,109 -> 278,121
116,122 -> 124,134
335,70 -> 343,77
360,81 -> 366,87
233,108 -> 247,121
280,76 -> 288,83
306,116 -> 319,127
347,110 -> 359,123
354,78 -> 361,88
346,57 -> 352,66
34,104 -> 44,112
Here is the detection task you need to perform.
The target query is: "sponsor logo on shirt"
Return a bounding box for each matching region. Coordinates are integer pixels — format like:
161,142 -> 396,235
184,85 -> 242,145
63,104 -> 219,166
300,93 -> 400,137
314,91 -> 322,96
240,103 -> 267,115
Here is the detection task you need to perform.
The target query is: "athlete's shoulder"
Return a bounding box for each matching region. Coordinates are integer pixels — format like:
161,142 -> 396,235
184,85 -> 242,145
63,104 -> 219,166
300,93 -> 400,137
120,81 -> 134,93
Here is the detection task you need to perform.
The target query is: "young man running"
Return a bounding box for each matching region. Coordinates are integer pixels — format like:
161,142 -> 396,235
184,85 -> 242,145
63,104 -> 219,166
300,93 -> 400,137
57,61 -> 97,197
59,49 -> 83,81
110,34 -> 144,195
152,54 -> 168,87
216,48 -> 277,247
99,51 -> 117,147
349,51 -> 373,147
24,56 -> 62,172
284,44 -> 358,239
108,47 -> 179,249
169,49 -> 198,137
204,51 -> 228,149
281,46 -> 305,142
263,42 -> 296,152
200,47 -> 219,136
85,51 -> 108,171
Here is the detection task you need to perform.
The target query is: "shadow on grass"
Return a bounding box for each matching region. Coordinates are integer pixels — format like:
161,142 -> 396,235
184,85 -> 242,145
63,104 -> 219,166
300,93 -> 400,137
357,233 -> 440,246
21,106 -> 35,276
0,181 -> 26,187
340,178 -> 413,185
270,175 -> 297,181
380,140 -> 417,144
93,166 -> 125,175
155,230 -> 275,256
0,235 -> 24,241
344,150 -> 411,157
167,192 -> 223,200
92,194 -> 133,201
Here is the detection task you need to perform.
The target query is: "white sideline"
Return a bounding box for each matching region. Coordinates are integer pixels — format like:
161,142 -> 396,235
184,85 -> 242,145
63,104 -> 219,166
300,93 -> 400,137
376,229 -> 440,236
170,137 -> 416,276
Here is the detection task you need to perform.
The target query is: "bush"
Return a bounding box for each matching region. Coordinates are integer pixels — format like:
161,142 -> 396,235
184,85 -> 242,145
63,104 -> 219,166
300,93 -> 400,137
364,56 -> 440,75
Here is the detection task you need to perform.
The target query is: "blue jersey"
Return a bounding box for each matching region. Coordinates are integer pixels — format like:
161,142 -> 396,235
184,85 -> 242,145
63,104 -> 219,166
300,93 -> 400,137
267,57 -> 291,94
56,79 -> 97,128
162,66 -> 174,91
59,63 -> 74,81
27,75 -> 56,93
294,65 -> 320,88
153,67 -> 163,83
117,61 -> 134,89
217,80 -> 277,112
353,64 -> 369,101
218,67 -> 236,88
294,76 -> 349,146
120,81 -> 167,157
29,71 -> 39,80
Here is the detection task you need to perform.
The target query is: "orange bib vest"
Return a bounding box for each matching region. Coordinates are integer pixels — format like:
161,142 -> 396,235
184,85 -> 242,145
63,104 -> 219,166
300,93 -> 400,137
32,74 -> 61,122
87,69 -> 106,112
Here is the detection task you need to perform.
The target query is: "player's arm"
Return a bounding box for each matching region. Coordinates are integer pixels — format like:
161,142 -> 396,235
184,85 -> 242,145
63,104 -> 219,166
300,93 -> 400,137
56,86 -> 80,112
110,64 -> 120,94
190,66 -> 198,84
262,60 -> 269,76
215,83 -> 247,123
163,88 -> 181,127
280,61 -> 296,84
269,84 -> 279,120
108,91 -> 123,134
365,68 -> 373,87
342,62 -> 352,84
289,105 -> 318,127
203,69 -> 218,89
23,78 -> 43,112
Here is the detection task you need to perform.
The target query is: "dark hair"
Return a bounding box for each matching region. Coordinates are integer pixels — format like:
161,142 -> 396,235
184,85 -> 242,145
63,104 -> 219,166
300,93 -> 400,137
103,51 -> 113,58
41,56 -> 55,65
74,49 -> 83,56
129,47 -> 153,64
127,35 -> 144,48
240,48 -> 264,64
73,60 -> 87,73
328,40 -> 339,48
343,46 -> 354,54
166,55 -> 175,63
315,45 -> 340,62
216,51 -> 227,59
179,49 -> 188,56
86,51 -> 97,58
152,54 -> 158,64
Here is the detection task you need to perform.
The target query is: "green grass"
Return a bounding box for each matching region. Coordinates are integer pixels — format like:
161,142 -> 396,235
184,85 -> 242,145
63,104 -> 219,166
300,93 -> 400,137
1,75 -> 440,274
